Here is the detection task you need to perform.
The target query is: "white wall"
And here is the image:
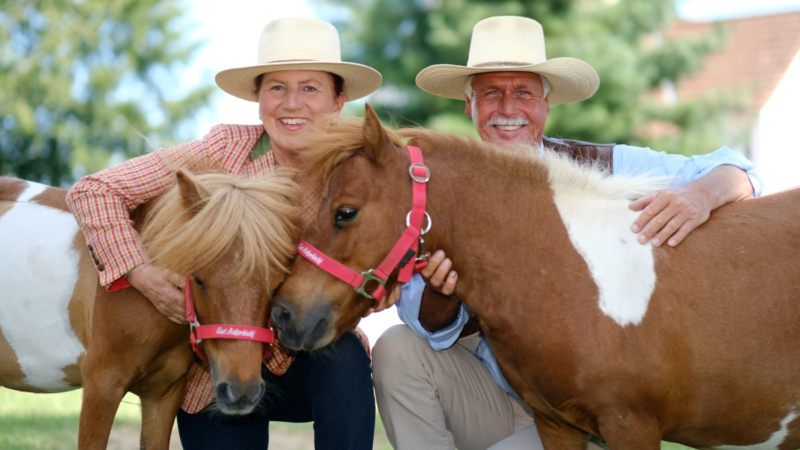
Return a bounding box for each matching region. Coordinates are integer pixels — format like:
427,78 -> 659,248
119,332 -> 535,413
751,48 -> 800,195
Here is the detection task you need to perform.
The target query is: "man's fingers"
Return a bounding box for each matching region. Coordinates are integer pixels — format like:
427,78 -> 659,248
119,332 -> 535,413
637,202 -> 678,244
651,214 -> 687,247
667,221 -> 697,247
440,271 -> 457,296
631,193 -> 668,233
629,192 -> 656,213
429,258 -> 452,288
420,250 -> 446,279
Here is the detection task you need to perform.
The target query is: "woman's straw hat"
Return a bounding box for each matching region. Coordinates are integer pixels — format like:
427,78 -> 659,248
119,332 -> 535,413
415,16 -> 599,105
216,18 -> 382,102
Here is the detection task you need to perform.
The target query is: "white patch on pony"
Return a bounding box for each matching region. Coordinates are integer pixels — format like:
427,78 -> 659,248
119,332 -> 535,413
544,150 -> 666,327
16,180 -> 48,202
0,199 -> 84,391
711,411 -> 798,450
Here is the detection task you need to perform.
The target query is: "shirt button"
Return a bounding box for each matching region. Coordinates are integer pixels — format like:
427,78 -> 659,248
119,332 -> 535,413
98,264 -> 104,272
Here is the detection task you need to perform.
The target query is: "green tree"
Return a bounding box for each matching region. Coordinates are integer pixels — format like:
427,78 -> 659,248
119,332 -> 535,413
317,0 -> 748,154
0,0 -> 214,185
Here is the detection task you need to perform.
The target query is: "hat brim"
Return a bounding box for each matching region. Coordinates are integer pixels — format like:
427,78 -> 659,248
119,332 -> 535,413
216,61 -> 383,102
415,57 -> 599,105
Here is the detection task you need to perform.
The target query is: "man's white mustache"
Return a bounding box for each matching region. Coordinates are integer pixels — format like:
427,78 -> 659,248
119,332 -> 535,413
485,117 -> 531,126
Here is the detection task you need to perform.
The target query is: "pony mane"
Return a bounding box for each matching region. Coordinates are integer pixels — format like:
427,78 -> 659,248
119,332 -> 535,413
140,170 -> 302,283
300,117 -> 403,192
301,117 -> 670,202
400,128 -> 671,200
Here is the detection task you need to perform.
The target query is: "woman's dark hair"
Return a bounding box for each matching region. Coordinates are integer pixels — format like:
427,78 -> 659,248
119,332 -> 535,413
253,72 -> 344,99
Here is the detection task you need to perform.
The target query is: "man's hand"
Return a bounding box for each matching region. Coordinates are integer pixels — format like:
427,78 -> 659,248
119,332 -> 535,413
127,263 -> 186,324
629,185 -> 712,247
630,165 -> 753,247
420,250 -> 458,295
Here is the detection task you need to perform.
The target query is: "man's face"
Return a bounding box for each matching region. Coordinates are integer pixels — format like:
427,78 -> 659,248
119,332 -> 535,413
465,72 -> 550,146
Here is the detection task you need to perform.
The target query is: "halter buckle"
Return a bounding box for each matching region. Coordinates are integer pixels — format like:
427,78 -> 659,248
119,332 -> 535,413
189,319 -> 202,345
354,268 -> 387,300
409,163 -> 430,183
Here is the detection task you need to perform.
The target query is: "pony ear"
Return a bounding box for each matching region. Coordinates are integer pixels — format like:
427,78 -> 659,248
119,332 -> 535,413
363,103 -> 388,160
176,170 -> 205,216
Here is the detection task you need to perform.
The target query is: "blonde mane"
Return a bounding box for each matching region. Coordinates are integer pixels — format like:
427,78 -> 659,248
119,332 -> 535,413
140,170 -> 302,283
301,118 -> 670,201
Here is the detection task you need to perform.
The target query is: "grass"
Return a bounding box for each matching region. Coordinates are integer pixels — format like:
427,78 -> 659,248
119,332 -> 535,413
0,388 -> 392,450
0,389 -> 141,450
0,388 -> 696,450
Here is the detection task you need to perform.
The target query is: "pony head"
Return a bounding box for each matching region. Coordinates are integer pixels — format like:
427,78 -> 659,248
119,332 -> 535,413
141,169 -> 301,414
272,105 -> 413,350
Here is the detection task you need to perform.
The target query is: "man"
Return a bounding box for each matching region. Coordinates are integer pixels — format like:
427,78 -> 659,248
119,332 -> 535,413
371,16 -> 761,450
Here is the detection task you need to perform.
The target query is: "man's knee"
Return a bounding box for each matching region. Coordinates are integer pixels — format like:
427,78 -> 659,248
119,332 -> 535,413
373,325 -> 430,387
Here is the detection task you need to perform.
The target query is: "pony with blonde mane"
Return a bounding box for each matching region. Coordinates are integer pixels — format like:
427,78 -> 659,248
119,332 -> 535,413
0,169 -> 300,449
274,105 -> 800,450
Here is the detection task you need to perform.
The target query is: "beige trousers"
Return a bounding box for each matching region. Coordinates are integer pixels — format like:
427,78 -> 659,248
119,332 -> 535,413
373,325 -> 540,450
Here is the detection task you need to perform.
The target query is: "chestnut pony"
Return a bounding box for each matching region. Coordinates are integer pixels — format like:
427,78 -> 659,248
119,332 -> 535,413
0,170 -> 300,449
274,106 -> 800,450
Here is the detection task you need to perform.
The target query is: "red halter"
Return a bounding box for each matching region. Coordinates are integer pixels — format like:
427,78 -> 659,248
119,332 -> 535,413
297,145 -> 430,307
184,277 -> 275,365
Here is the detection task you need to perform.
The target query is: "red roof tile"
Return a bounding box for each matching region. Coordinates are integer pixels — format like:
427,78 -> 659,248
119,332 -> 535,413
668,11 -> 800,108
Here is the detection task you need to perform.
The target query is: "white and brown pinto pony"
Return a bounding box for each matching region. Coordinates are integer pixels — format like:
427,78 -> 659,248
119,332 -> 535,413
273,105 -> 800,450
0,170 -> 300,449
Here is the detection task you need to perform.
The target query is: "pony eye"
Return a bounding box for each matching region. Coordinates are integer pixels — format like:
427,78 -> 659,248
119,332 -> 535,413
193,276 -> 206,288
335,206 -> 359,225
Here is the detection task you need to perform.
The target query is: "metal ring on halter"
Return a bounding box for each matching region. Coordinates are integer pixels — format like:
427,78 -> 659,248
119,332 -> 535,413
409,163 -> 431,183
406,211 -> 432,235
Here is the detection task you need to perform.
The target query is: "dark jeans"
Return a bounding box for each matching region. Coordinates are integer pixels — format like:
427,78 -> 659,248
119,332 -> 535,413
177,332 -> 375,450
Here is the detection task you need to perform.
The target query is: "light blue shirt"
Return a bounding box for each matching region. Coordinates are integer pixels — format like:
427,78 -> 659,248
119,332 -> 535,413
396,143 -> 763,397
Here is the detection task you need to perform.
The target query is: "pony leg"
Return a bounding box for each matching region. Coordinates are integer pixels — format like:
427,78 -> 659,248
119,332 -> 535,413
138,376 -> 188,450
596,412 -> 661,450
534,413 -> 591,450
78,374 -> 128,450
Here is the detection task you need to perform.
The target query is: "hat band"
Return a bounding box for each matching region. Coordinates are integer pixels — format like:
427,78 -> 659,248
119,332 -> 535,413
471,61 -> 533,68
267,59 -> 317,63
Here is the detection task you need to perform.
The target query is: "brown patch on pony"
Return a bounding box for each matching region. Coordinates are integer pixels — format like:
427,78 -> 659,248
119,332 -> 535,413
140,170 -> 302,283
31,185 -> 70,211
0,177 -> 27,202
0,326 -> 48,393
61,354 -> 84,388
65,232 -> 97,386
0,201 -> 13,219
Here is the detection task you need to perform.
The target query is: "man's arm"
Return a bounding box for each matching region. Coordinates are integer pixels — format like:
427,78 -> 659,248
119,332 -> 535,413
614,144 -> 762,247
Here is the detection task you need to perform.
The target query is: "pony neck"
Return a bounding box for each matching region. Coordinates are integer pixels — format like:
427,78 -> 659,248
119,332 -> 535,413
415,140 -> 583,321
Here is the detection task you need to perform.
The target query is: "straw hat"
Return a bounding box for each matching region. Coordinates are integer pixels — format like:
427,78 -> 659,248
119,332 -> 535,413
216,18 -> 382,102
415,16 -> 599,105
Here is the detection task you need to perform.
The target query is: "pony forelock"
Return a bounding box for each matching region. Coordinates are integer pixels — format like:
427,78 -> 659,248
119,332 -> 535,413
140,170 -> 302,283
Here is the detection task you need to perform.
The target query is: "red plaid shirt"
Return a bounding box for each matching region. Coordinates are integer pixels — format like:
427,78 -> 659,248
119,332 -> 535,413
66,124 -> 369,413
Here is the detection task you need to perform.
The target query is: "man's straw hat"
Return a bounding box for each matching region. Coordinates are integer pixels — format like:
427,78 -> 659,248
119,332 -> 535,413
416,16 -> 599,104
216,18 -> 382,102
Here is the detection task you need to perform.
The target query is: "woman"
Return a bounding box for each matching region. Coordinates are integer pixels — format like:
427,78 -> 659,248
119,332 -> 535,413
66,18 -> 382,449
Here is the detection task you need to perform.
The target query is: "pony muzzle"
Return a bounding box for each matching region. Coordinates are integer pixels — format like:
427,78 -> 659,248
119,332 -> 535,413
271,299 -> 333,351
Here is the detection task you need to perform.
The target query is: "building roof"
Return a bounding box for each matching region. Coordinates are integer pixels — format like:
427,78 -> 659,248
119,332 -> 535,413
668,11 -> 800,108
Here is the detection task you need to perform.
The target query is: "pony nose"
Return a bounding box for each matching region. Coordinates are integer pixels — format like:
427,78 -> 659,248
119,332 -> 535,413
215,379 -> 266,406
271,301 -> 293,331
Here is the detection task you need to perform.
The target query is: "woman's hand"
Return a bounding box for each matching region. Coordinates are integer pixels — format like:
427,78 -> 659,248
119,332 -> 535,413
127,263 -> 186,324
